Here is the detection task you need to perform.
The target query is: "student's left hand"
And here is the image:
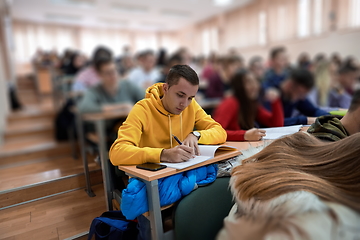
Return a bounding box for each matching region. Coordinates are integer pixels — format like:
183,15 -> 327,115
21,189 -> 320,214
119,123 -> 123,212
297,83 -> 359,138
183,134 -> 201,156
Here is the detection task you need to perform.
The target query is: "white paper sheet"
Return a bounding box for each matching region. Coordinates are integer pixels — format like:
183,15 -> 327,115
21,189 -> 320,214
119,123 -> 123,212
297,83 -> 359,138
261,125 -> 302,140
161,145 -> 237,170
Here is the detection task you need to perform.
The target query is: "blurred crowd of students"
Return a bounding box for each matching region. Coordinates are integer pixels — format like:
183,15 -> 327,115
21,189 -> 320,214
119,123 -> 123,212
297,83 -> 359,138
31,45 -> 360,142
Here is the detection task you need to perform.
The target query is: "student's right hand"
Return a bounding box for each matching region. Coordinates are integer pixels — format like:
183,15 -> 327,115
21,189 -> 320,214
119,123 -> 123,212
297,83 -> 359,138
160,145 -> 195,163
307,117 -> 316,125
244,128 -> 266,141
264,88 -> 280,103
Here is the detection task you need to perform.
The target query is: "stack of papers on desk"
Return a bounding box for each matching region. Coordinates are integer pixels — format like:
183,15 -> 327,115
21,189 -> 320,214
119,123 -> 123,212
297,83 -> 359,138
162,145 -> 237,170
261,125 -> 302,140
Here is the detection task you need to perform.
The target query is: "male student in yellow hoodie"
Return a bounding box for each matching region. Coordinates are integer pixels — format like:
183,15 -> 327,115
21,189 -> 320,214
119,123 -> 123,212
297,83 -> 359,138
109,64 -> 227,165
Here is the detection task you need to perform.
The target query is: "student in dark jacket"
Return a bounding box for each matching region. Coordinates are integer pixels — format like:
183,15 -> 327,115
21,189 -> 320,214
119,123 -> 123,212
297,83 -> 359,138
307,90 -> 360,141
263,47 -> 290,89
214,70 -> 284,141
266,68 -> 329,126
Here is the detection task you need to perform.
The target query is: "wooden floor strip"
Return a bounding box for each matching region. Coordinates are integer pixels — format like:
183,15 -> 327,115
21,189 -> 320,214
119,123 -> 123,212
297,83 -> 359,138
0,184 -> 106,240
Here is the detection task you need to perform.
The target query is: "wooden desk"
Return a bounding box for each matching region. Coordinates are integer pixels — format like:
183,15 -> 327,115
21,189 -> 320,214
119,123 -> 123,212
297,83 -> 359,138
119,149 -> 240,181
76,109 -> 130,209
119,148 -> 241,240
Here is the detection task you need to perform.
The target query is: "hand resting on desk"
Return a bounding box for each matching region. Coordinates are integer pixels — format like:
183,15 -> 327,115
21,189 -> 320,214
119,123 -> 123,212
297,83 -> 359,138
160,145 -> 195,163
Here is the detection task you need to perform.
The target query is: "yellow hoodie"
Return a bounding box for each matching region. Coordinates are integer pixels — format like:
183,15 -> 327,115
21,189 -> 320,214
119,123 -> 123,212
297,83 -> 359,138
109,83 -> 227,165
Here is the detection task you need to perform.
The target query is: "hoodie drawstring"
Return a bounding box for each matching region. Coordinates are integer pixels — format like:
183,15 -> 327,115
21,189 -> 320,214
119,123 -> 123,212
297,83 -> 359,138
180,113 -> 183,141
168,113 -> 183,148
168,114 -> 173,148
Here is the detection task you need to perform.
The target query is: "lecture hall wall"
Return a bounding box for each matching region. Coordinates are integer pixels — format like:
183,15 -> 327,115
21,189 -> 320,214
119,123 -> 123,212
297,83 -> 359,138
12,0 -> 360,68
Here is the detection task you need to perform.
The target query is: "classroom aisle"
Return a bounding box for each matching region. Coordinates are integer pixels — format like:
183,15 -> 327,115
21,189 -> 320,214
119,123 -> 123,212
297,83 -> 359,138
0,74 -> 104,240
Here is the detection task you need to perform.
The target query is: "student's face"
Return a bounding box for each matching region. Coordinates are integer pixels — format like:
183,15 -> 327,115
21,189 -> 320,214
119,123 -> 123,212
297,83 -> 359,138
288,81 -> 309,102
339,72 -> 357,90
99,62 -> 118,86
273,52 -> 288,69
143,55 -> 156,72
251,61 -> 265,79
244,73 -> 260,100
162,77 -> 198,115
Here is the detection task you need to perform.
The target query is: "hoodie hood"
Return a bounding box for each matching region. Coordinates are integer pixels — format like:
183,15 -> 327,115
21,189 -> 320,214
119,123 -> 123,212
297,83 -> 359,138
145,83 -> 176,116
145,83 -> 183,147
307,115 -> 349,141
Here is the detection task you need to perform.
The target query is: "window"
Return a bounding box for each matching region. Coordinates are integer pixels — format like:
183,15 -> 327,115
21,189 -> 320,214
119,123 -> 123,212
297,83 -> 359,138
298,0 -> 310,38
210,27 -> 219,52
277,6 -> 286,40
258,11 -> 267,45
313,0 -> 323,35
202,28 -> 210,56
349,0 -> 360,27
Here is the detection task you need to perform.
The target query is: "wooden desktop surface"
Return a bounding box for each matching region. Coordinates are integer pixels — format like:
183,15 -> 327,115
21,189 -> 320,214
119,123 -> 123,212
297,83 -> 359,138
119,147 -> 242,182
118,141 -> 265,181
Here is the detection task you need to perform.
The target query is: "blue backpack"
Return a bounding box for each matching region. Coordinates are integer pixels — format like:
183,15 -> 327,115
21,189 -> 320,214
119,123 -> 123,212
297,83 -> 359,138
88,211 -> 150,240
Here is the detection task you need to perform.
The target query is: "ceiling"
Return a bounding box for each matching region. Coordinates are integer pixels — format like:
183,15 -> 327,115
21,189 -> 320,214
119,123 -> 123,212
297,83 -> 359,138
10,0 -> 252,31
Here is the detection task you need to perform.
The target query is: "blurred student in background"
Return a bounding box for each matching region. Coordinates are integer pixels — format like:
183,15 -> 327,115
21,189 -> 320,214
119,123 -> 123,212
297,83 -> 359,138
272,68 -> 328,126
72,46 -> 113,94
308,60 -> 338,109
308,90 -> 360,142
78,57 -> 144,114
206,55 -> 242,99
329,62 -> 359,108
157,54 -> 183,83
63,52 -> 86,75
214,70 -> 283,141
263,47 -> 289,89
297,52 -> 311,70
248,56 -> 265,83
128,50 -> 160,90
77,57 -> 144,137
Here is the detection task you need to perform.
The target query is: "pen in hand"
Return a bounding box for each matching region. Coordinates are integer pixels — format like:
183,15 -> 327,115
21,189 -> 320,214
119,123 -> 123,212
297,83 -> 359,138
172,134 -> 183,145
172,134 -> 197,159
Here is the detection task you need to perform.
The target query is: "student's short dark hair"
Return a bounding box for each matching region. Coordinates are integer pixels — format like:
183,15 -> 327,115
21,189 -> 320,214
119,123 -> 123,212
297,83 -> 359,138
348,90 -> 360,112
166,65 -> 199,87
338,62 -> 358,75
270,47 -> 286,60
289,68 -> 315,90
92,46 -> 113,63
94,57 -> 113,72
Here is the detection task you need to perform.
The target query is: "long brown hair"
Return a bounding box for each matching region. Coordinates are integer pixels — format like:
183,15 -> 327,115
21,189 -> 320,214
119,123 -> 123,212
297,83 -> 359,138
231,70 -> 258,130
231,132 -> 360,213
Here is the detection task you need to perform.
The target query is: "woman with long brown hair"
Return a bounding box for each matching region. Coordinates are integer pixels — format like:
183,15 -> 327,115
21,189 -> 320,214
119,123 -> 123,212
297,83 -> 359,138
213,70 -> 284,141
218,132 -> 360,239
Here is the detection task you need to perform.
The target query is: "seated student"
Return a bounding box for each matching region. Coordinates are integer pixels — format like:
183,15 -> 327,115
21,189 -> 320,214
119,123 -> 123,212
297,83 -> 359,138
77,57 -> 144,134
213,70 -> 284,141
218,132 -> 360,240
267,68 -> 328,126
307,90 -> 360,141
248,56 -> 265,83
72,46 -> 112,94
109,65 -> 227,165
263,47 -> 290,89
329,62 -> 359,109
307,59 -> 338,109
63,52 -> 86,75
206,55 -> 242,99
156,54 -> 183,83
127,50 -> 160,90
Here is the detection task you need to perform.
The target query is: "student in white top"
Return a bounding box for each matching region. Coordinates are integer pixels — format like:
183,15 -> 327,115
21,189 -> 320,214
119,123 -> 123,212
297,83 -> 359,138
128,50 -> 160,90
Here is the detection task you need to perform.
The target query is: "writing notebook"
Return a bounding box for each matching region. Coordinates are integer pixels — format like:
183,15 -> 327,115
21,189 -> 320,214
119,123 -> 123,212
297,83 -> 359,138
161,145 -> 237,170
261,125 -> 302,140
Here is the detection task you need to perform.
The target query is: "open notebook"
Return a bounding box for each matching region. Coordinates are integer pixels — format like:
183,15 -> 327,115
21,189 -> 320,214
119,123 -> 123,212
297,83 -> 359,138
161,145 -> 237,170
